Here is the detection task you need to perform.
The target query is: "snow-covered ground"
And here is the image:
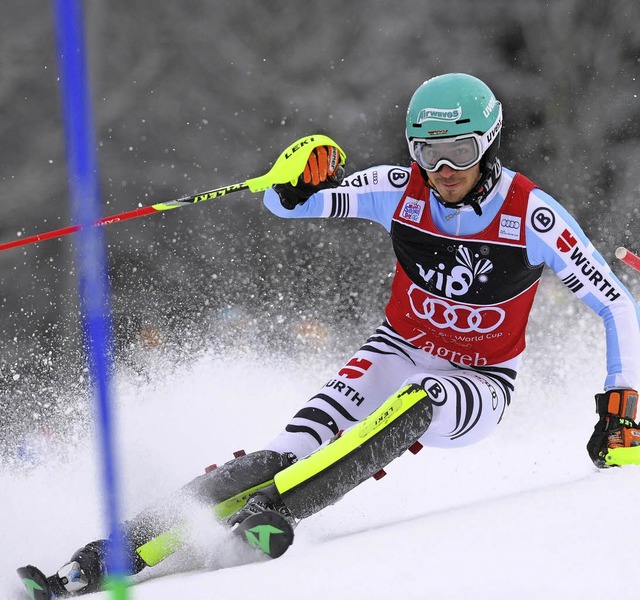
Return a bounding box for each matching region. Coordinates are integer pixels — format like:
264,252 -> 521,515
2,304 -> 638,600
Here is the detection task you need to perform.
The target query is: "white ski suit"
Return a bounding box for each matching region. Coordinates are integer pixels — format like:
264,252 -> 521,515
262,163 -> 640,460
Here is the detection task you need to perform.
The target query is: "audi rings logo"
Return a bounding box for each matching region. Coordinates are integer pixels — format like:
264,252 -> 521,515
500,218 -> 519,229
408,286 -> 506,333
498,214 -> 521,241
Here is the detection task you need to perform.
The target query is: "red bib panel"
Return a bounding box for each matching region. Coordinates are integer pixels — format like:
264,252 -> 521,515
385,164 -> 543,366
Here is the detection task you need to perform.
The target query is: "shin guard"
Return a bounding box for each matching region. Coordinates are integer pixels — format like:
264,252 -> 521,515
274,383 -> 432,518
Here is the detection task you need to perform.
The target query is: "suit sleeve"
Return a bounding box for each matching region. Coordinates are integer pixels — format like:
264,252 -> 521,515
263,165 -> 410,233
525,188 -> 640,390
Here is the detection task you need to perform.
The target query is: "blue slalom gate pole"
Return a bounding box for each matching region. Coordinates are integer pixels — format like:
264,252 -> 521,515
52,1 -> 130,597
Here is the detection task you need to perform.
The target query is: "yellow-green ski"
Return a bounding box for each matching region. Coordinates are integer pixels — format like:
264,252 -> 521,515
605,446 -> 640,466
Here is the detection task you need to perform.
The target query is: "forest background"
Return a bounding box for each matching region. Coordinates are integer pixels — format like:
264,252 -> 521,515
1,1 -> 639,450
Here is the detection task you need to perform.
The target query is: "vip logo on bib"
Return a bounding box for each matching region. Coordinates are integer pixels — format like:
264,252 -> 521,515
400,197 -> 425,223
499,214 -> 521,241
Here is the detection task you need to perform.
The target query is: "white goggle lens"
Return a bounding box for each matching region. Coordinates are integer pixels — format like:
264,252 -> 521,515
414,136 -> 481,171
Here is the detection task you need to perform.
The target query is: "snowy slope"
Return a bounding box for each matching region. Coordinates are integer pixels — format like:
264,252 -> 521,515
3,314 -> 639,600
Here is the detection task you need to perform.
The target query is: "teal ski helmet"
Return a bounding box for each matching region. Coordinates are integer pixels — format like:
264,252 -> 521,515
406,73 -> 502,173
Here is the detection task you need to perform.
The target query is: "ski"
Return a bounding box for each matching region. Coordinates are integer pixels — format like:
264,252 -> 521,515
605,446 -> 640,467
17,511 -> 293,599
232,510 -> 294,559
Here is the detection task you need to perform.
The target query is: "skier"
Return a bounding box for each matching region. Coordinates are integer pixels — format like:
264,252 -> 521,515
22,73 -> 640,597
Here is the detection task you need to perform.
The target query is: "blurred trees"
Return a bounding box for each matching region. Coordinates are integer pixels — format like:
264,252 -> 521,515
0,0 -> 638,398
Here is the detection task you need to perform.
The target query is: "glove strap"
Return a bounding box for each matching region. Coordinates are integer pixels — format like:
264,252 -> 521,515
595,389 -> 638,421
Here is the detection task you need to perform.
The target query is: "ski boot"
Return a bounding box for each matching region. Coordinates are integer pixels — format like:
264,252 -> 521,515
52,540 -> 108,596
18,540 -> 108,599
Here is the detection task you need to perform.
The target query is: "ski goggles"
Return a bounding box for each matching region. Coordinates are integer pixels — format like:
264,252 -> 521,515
410,133 -> 485,172
409,107 -> 502,172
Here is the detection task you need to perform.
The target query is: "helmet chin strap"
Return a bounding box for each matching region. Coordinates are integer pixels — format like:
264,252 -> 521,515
420,159 -> 503,216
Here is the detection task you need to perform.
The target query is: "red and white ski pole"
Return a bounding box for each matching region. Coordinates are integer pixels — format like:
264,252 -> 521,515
0,134 -> 346,253
615,247 -> 640,273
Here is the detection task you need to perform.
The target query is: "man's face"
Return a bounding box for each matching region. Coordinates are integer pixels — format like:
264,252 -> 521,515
428,164 -> 482,205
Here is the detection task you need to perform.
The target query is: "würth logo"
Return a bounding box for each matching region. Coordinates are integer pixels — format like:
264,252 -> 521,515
557,229 -> 577,253
338,358 -> 372,379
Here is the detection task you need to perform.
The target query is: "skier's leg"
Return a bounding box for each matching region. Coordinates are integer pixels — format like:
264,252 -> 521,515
412,362 -> 517,448
228,323 -> 436,522
42,323 -> 413,593
232,382 -> 433,521
129,449 -> 296,568
266,322 -> 424,459
235,359 -> 518,521
46,449 -> 297,595
44,323 -> 430,592
38,373 -> 435,596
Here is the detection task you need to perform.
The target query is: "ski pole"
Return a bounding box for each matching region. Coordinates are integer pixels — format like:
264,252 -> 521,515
0,134 -> 346,253
615,247 -> 640,273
